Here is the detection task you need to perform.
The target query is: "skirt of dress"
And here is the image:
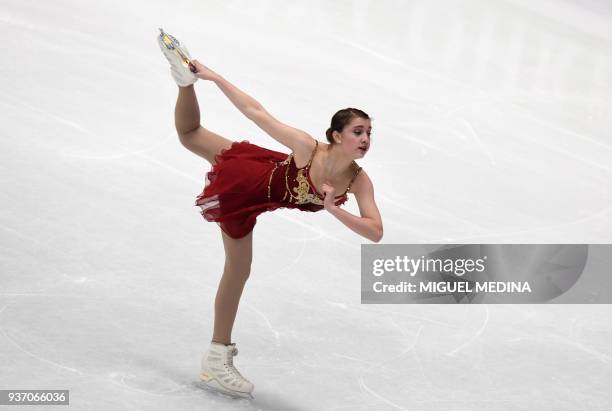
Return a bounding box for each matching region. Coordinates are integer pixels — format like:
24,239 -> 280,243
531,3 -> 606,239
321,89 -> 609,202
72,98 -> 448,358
194,140 -> 288,239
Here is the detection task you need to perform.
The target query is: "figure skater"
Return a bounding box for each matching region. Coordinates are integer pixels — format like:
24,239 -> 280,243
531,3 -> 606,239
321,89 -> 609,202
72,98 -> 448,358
157,29 -> 383,398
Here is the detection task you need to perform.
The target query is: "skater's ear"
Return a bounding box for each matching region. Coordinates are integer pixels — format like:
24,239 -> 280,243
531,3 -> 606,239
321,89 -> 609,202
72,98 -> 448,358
333,130 -> 342,144
325,128 -> 343,144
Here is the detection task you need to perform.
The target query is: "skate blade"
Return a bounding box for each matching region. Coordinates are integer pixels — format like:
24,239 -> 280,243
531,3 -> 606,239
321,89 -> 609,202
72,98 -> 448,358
158,28 -> 196,72
198,372 -> 254,400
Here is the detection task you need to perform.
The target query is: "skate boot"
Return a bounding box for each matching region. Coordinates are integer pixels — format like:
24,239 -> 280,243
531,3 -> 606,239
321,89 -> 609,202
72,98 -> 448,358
200,342 -> 254,399
157,28 -> 198,87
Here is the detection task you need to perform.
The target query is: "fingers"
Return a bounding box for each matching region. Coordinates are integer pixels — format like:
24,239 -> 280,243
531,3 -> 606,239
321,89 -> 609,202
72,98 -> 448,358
190,59 -> 207,74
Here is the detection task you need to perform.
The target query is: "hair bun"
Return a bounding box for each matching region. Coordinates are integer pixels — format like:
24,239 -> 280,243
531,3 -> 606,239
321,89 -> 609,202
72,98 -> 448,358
325,127 -> 334,143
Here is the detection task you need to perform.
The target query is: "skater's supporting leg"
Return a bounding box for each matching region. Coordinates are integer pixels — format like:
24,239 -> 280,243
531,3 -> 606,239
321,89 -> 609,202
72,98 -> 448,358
174,85 -> 233,165
212,229 -> 253,345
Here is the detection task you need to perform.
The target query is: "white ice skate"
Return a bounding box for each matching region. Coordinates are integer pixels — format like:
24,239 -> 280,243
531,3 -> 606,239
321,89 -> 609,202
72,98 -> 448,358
157,28 -> 198,87
199,342 -> 254,399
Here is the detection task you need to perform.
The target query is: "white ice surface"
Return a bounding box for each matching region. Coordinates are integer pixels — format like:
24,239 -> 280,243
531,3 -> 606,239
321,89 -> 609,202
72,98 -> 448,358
1,0 -> 611,409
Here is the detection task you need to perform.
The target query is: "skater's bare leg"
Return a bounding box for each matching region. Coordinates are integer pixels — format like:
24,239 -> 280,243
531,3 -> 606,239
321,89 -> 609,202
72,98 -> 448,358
174,85 -> 233,165
212,229 -> 253,345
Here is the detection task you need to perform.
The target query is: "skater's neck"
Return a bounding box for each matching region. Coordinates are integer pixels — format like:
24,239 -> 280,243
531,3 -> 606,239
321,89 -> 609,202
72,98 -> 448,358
318,143 -> 353,180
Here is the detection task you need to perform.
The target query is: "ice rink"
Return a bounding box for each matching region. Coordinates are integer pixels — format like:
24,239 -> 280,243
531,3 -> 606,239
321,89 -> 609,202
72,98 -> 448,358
1,0 -> 611,409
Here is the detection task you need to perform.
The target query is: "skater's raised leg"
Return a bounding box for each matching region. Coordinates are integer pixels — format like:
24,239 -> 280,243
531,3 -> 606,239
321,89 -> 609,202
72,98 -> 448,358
158,28 -> 233,165
174,85 -> 200,135
174,86 -> 233,165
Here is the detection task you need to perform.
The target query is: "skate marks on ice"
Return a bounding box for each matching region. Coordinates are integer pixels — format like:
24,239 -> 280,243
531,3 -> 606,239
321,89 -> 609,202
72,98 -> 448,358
350,324 -> 424,411
0,295 -> 302,409
0,297 -> 245,401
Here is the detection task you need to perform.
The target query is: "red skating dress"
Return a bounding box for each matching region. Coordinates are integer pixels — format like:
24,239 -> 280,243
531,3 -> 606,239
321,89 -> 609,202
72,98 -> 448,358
195,139 -> 362,239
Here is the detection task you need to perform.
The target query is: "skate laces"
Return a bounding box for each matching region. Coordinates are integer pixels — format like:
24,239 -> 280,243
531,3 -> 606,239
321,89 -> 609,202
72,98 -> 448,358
226,346 -> 247,380
227,347 -> 237,367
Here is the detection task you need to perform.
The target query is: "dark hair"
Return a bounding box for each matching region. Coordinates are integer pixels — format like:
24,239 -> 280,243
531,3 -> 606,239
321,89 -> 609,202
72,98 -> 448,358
325,108 -> 371,144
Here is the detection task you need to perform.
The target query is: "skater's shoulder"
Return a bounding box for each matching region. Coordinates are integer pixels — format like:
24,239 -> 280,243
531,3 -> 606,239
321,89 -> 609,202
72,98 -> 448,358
291,136 -> 320,168
347,165 -> 370,195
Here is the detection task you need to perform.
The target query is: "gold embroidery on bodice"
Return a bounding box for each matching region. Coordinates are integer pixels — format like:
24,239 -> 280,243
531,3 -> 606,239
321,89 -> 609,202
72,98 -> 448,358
267,140 -> 362,206
291,168 -> 324,205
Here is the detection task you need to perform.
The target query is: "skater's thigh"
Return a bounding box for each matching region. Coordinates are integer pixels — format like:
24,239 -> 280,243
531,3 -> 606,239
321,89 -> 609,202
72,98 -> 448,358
221,229 -> 253,276
180,126 -> 233,165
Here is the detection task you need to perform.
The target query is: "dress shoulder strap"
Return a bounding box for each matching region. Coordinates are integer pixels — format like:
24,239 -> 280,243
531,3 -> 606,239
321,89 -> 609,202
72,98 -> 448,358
344,161 -> 363,194
306,140 -> 318,168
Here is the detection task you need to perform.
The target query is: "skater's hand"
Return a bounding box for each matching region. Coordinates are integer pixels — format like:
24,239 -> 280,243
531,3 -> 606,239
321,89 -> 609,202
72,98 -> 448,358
191,59 -> 220,81
321,182 -> 337,211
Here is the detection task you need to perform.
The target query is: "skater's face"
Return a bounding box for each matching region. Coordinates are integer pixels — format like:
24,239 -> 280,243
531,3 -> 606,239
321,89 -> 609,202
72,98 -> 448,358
335,117 -> 372,158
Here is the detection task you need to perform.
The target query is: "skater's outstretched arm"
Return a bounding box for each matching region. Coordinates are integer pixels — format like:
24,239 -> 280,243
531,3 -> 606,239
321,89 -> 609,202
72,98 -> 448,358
192,60 -> 313,153
322,170 -> 383,242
